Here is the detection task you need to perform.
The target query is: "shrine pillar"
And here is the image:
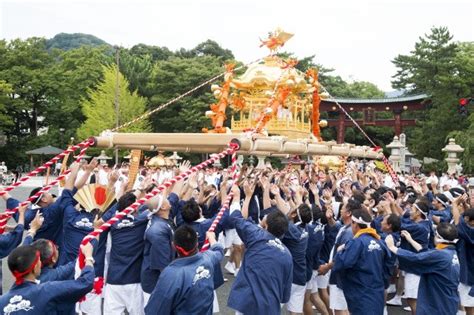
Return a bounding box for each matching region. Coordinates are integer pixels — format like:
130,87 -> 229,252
337,111 -> 345,144
393,109 -> 403,136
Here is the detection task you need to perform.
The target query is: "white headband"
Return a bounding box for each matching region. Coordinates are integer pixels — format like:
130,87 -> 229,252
435,230 -> 458,244
351,215 -> 371,227
414,203 -> 428,216
435,196 -> 448,208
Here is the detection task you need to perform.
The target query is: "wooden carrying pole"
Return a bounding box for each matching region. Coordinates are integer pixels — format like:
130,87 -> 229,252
90,133 -> 382,159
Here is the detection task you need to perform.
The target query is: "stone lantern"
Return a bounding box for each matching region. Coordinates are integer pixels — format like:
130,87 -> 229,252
168,151 -> 183,166
442,138 -> 464,175
386,136 -> 404,173
97,150 -> 112,165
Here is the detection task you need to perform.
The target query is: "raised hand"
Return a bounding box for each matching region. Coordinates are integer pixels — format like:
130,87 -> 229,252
84,158 -> 99,173
29,211 -> 44,233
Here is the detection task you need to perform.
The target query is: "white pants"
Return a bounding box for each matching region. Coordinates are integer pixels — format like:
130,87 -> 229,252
316,270 -> 330,289
143,292 -> 150,307
459,283 -> 474,307
225,228 -> 243,246
213,290 -> 219,313
329,284 -> 347,311
287,283 -> 306,313
104,283 -> 144,315
307,270 -> 319,294
76,291 -> 102,315
403,272 -> 420,299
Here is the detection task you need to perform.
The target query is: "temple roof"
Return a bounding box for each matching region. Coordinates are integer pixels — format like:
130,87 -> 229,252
322,94 -> 428,104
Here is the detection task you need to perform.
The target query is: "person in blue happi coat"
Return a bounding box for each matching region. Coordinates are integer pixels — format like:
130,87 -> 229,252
29,237 -> 99,315
303,204 -> 329,315
398,201 -> 433,313
386,222 -> 461,315
270,183 -> 310,315
141,191 -> 176,304
333,208 -> 392,315
226,185 -> 293,315
2,183 -> 69,248
452,196 -> 474,315
430,193 -> 452,224
0,204 -> 29,259
180,196 -> 228,311
104,189 -> 150,315
144,225 -> 224,315
0,242 -> 95,315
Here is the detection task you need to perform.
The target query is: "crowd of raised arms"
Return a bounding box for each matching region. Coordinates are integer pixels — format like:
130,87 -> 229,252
0,157 -> 473,315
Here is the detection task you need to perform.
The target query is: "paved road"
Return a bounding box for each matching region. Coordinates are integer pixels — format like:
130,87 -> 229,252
1,185 -> 409,314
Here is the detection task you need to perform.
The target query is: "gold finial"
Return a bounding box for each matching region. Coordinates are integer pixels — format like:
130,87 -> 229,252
259,28 -> 294,53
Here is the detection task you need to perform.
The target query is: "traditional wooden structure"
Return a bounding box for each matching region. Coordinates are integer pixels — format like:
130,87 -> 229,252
320,94 -> 429,143
90,133 -> 382,159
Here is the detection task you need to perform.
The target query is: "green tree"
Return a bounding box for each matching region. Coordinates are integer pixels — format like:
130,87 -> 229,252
0,80 -> 13,131
77,65 -> 150,140
146,55 -> 223,133
0,38 -> 58,137
47,46 -> 112,139
392,27 -> 473,169
119,51 -> 154,98
46,33 -> 110,51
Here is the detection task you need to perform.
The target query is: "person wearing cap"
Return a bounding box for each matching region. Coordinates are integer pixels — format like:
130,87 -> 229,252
2,184 -> 67,249
396,201 -> 433,313
144,226 -> 224,315
452,196 -> 474,315
333,208 -> 392,315
0,242 -> 95,314
386,222 -> 460,315
431,193 -> 452,224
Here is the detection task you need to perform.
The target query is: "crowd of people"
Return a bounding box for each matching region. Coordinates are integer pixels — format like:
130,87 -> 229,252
0,157 -> 473,315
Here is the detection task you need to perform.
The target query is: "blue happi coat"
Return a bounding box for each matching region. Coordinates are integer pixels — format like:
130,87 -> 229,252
305,221 -> 325,282
8,191 -> 71,249
457,219 -> 474,288
227,207 -> 293,315
107,208 -> 149,285
141,215 -> 175,294
282,222 -> 308,286
0,266 -> 94,315
334,231 -> 392,315
0,224 -> 24,258
397,245 -> 460,315
400,217 -> 432,256
144,244 -> 224,315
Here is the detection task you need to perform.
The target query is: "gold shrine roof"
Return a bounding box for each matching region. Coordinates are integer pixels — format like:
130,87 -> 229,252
231,57 -> 310,92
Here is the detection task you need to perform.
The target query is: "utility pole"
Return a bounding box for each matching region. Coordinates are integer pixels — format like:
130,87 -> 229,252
114,46 -> 120,165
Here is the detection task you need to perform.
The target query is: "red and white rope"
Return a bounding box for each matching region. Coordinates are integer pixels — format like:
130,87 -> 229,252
77,142 -> 240,268
0,141 -> 92,232
0,140 -> 92,197
201,144 -> 240,251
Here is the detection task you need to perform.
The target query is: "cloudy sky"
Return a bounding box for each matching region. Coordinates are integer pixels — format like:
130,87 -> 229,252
1,0 -> 472,91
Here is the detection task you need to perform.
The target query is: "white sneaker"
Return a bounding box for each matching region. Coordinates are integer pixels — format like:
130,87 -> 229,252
387,284 -> 396,294
386,295 -> 402,306
403,306 -> 411,312
225,261 -> 236,275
